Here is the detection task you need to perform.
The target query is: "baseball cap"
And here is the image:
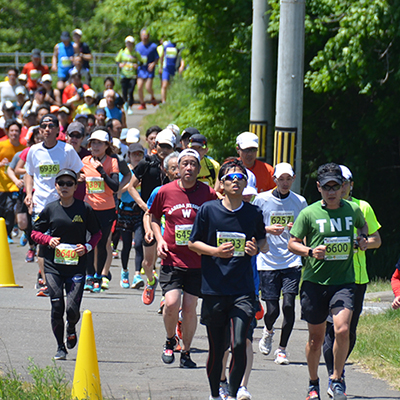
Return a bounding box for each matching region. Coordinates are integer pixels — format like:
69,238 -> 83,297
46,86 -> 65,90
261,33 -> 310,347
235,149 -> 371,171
95,108 -> 106,115
156,128 -> 176,147
317,163 -> 343,186
75,113 -> 88,120
274,162 -> 295,178
181,127 -> 199,140
2,101 -> 15,111
41,74 -> 52,83
50,105 -> 60,114
18,74 -> 27,81
60,31 -> 70,41
189,134 -> 207,148
58,106 -> 70,114
340,165 -> 353,181
236,132 -> 259,149
125,36 -> 135,43
56,168 -> 77,183
126,128 -> 140,144
40,114 -> 59,126
89,130 -> 109,142
24,109 -> 37,119
177,148 -> 201,164
166,124 -> 180,136
128,143 -> 145,154
67,121 -> 85,136
243,186 -> 258,197
98,98 -> 107,108
31,49 -> 41,57
120,128 -> 128,140
84,89 -> 96,98
15,86 -> 25,96
73,29 -> 83,36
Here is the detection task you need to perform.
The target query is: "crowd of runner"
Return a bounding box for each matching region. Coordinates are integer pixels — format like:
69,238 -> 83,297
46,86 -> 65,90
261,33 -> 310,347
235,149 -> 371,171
0,28 -> 399,400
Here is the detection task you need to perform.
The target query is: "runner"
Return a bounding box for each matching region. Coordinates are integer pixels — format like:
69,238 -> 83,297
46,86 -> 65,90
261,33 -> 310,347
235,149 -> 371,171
31,169 -> 101,360
391,261 -> 400,310
52,31 -> 74,90
188,158 -> 268,400
288,162 -> 368,400
150,148 -> 217,368
323,165 -> 381,397
254,162 -> 307,365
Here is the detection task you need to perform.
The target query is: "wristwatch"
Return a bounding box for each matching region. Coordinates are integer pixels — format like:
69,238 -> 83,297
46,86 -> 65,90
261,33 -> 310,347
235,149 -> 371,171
359,233 -> 368,241
308,248 -> 313,258
85,243 -> 93,253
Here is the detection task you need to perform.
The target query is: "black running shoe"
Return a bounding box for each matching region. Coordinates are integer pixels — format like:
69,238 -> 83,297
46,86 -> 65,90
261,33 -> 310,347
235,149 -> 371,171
180,351 -> 197,369
54,344 -> 68,360
66,326 -> 77,349
162,337 -> 176,364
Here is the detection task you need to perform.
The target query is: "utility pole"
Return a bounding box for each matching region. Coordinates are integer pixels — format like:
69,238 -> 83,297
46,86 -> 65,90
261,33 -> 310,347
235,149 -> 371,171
273,0 -> 305,193
249,0 -> 274,164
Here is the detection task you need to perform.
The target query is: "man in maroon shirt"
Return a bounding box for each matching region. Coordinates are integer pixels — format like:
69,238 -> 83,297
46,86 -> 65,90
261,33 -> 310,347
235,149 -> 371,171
150,148 -> 217,369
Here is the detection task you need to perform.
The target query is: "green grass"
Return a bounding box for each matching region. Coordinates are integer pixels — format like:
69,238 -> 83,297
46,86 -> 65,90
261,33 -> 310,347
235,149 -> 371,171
366,278 -> 392,293
350,308 -> 400,390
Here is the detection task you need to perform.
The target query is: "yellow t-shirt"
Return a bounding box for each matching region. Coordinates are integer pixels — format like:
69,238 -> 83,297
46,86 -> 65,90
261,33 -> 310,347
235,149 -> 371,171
198,156 -> 220,187
0,139 -> 25,192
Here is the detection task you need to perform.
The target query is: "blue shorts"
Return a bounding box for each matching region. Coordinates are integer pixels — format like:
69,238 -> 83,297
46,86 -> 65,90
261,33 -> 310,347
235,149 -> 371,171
137,68 -> 155,80
162,69 -> 176,81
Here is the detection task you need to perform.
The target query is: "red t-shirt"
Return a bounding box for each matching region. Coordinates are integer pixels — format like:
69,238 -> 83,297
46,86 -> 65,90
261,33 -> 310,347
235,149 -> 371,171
150,180 -> 218,269
62,83 -> 90,107
392,268 -> 400,298
22,62 -> 50,91
248,159 -> 276,193
19,147 -> 30,162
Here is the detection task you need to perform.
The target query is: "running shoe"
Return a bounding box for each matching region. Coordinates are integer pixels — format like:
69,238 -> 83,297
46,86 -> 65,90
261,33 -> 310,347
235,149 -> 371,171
306,384 -> 321,400
329,379 -> 347,400
162,337 -> 176,364
150,97 -> 158,106
138,103 -> 146,110
84,276 -> 94,291
53,344 -> 68,360
101,277 -> 109,290
92,278 -> 101,293
237,386 -> 252,400
180,351 -> 197,368
127,107 -> 134,115
112,249 -> 119,259
142,276 -> 158,305
35,273 -> 44,289
176,320 -> 183,340
158,297 -> 165,314
66,328 -> 77,349
26,248 -> 36,263
19,232 -> 28,246
36,286 -> 49,297
219,380 -> 229,400
328,370 -> 346,398
209,396 -> 224,400
11,226 -> 19,237
131,274 -> 144,289
120,270 -> 130,289
274,348 -> 289,365
259,327 -> 274,355
7,236 -> 14,244
124,102 -> 129,112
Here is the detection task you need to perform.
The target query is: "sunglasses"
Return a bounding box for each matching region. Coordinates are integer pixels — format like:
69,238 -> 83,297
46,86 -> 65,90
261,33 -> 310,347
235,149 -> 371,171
321,183 -> 342,191
68,133 -> 83,139
221,172 -> 248,182
40,123 -> 56,129
56,180 -> 75,187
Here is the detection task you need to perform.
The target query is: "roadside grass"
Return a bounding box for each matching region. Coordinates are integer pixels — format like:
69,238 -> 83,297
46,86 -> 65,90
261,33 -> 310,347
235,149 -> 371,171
350,308 -> 400,391
366,278 -> 392,293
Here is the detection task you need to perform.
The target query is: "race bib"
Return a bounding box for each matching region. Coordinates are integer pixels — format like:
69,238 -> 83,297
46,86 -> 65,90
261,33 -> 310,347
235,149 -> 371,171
324,237 -> 351,261
30,69 -> 41,80
175,224 -> 193,246
165,47 -> 178,58
124,62 -> 134,71
54,244 -> 79,265
86,177 -> 105,194
141,55 -> 148,64
39,161 -> 60,178
61,56 -> 72,68
269,211 -> 294,228
217,232 -> 246,257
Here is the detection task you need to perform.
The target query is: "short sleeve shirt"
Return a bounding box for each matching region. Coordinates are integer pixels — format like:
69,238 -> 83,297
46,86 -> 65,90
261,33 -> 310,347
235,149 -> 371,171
0,139 -> 25,192
248,159 -> 276,193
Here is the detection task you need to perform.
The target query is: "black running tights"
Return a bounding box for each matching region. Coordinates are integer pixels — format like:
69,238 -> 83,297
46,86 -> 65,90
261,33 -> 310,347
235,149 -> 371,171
120,223 -> 143,272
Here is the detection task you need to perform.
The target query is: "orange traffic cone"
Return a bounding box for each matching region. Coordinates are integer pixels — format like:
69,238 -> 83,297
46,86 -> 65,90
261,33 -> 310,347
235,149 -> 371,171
0,217 -> 22,288
72,310 -> 102,399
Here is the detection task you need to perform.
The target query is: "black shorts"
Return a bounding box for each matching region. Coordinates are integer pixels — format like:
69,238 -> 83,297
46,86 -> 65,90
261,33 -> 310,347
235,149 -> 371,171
143,237 -> 156,247
14,191 -> 28,214
300,281 -> 355,325
159,265 -> 201,297
259,266 -> 302,301
200,292 -> 256,327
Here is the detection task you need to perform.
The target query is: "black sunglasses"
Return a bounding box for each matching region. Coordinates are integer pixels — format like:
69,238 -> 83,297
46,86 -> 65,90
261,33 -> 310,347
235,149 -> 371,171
40,123 -> 56,129
56,180 -> 75,187
321,183 -> 342,192
69,133 -> 83,139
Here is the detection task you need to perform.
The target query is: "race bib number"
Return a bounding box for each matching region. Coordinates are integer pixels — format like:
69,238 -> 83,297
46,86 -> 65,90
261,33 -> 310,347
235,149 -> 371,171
166,47 -> 178,58
269,211 -> 294,227
30,69 -> 41,80
61,56 -> 72,68
86,177 -> 105,194
141,55 -> 148,64
39,162 -> 60,178
324,237 -> 351,261
124,62 -> 134,71
175,224 -> 193,246
217,232 -> 246,257
54,244 -> 79,265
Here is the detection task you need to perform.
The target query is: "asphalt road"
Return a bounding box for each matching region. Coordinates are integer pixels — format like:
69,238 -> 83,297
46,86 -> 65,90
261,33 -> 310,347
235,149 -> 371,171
0,105 -> 399,399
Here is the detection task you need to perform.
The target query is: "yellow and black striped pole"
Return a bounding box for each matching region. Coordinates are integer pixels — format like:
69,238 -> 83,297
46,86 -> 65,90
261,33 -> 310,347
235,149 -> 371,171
273,128 -> 296,167
249,121 -> 268,160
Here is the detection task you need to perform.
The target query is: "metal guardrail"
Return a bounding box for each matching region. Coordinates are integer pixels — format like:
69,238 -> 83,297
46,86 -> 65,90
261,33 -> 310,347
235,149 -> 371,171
0,52 -> 122,79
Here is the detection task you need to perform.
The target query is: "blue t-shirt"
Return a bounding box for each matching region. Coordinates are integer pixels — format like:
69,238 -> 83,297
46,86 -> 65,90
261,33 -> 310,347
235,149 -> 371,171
105,106 -> 123,122
163,42 -> 178,73
136,42 -> 159,73
57,42 -> 74,79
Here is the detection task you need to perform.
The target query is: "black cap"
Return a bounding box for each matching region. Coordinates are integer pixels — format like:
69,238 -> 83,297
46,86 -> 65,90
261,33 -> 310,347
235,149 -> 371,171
67,121 -> 85,136
55,168 -> 77,182
128,143 -> 145,153
60,31 -> 70,41
31,49 -> 41,57
181,127 -> 199,140
317,163 -> 343,186
189,133 -> 207,147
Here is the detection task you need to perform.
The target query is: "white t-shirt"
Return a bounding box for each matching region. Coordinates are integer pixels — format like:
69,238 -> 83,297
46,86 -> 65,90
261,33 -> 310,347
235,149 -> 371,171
26,141 -> 83,213
253,189 -> 307,271
0,82 -> 23,109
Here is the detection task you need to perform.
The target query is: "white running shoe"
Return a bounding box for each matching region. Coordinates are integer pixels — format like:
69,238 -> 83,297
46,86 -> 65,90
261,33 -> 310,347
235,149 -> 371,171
237,385 -> 252,400
274,348 -> 289,365
259,327 -> 274,355
219,380 -> 229,399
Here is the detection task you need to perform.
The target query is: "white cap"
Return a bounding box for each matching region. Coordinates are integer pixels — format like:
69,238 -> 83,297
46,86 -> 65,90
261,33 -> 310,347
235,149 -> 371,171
274,162 -> 295,178
15,86 -> 25,95
73,29 -> 83,36
84,89 -> 96,98
89,130 -> 109,142
41,74 -> 52,83
156,128 -> 176,147
177,148 -> 200,164
18,74 -> 27,81
166,124 -> 180,136
125,35 -> 135,43
98,98 -> 107,108
340,165 -> 353,181
126,128 -> 140,144
236,132 -> 259,149
243,186 -> 258,197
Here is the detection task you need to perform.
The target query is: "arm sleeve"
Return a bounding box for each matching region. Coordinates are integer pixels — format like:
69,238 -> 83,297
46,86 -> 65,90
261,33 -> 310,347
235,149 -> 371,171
391,268 -> 400,297
31,231 -> 52,246
99,171 -> 119,192
117,156 -> 130,176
